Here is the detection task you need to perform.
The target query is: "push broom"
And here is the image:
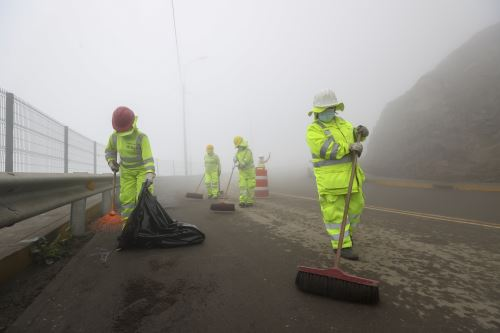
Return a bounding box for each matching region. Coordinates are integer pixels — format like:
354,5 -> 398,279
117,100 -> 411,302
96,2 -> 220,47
210,164 -> 236,212
295,133 -> 380,304
186,174 -> 205,199
92,171 -> 123,232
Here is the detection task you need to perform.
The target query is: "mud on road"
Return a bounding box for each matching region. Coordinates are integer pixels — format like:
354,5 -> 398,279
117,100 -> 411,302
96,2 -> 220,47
8,176 -> 500,332
242,194 -> 500,331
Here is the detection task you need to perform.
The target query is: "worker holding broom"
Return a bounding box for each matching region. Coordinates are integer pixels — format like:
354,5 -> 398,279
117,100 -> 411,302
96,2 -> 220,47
105,106 -> 156,224
306,90 -> 369,260
204,144 -> 221,198
233,136 -> 256,208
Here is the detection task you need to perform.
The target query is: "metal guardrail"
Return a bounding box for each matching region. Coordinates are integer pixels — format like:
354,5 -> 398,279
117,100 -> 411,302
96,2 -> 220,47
0,173 -> 114,234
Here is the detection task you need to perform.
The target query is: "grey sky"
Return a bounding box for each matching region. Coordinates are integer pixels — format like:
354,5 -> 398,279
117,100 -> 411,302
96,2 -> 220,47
1,0 -> 499,172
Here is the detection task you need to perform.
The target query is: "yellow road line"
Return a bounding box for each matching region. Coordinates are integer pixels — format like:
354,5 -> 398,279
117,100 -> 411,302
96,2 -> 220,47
272,192 -> 317,201
369,179 -> 433,189
364,205 -> 500,230
272,192 -> 500,230
366,178 -> 500,192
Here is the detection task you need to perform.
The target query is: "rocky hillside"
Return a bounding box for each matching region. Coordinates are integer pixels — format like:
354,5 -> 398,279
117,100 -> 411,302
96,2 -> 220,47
364,23 -> 500,182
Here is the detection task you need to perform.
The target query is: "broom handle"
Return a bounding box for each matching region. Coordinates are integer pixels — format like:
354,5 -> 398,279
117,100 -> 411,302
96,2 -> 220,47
223,165 -> 236,200
334,132 -> 361,268
111,171 -> 117,211
195,174 -> 205,193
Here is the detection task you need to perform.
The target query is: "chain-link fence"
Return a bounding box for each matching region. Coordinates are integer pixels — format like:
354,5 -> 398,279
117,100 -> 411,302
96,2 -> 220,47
0,88 -> 202,176
68,129 -> 94,173
13,96 -> 65,172
1,89 -> 108,173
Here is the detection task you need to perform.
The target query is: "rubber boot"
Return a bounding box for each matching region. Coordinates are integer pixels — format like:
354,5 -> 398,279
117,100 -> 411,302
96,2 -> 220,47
334,247 -> 359,261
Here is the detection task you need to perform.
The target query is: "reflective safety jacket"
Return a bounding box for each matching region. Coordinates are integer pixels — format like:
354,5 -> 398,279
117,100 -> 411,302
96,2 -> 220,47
306,117 -> 364,195
204,153 -> 221,173
105,129 -> 155,173
235,145 -> 255,172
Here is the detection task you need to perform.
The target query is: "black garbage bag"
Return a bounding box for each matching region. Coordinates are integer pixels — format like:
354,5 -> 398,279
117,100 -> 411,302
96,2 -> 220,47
118,183 -> 205,249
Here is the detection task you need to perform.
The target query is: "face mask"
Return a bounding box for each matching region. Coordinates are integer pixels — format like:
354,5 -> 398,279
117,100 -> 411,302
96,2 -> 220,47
318,109 -> 336,123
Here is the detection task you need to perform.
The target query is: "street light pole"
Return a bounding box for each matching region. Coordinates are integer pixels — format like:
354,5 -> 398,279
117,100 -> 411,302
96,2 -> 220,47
182,81 -> 188,176
180,56 -> 208,176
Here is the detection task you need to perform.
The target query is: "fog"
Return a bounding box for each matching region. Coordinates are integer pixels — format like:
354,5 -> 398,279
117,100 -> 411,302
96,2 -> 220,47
1,0 -> 499,174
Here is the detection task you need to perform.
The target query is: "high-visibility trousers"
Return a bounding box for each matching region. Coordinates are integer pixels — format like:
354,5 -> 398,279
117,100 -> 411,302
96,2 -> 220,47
238,169 -> 256,204
318,191 -> 364,249
119,167 -> 154,223
204,170 -> 220,197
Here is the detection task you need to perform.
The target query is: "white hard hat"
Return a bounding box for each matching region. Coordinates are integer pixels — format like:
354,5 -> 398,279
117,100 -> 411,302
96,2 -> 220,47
313,89 -> 344,109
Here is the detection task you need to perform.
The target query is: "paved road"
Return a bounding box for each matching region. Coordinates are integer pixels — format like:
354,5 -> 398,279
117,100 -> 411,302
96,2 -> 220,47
8,176 -> 500,332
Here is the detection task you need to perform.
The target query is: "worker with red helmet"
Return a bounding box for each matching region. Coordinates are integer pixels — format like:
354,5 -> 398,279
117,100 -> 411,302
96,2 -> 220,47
105,107 -> 156,223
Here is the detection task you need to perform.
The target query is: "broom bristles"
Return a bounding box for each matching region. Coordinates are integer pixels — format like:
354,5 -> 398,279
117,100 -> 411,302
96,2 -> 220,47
91,213 -> 123,232
210,202 -> 235,211
296,270 -> 379,304
186,192 -> 203,199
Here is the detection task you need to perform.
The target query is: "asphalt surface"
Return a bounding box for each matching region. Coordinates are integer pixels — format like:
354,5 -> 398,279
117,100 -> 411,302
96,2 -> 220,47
8,175 -> 500,332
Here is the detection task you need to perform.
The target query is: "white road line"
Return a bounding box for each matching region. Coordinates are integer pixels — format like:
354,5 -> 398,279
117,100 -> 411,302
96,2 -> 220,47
272,192 -> 500,230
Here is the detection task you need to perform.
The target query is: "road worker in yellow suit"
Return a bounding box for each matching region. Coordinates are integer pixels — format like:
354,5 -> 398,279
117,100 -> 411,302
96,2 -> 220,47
105,106 -> 155,224
306,90 -> 369,260
204,144 -> 221,198
233,136 -> 256,208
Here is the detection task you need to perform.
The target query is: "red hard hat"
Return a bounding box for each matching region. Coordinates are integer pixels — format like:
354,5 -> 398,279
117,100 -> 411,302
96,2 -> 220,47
112,106 -> 135,132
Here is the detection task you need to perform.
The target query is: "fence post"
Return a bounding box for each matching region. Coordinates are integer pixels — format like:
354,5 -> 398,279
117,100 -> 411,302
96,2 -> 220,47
172,160 -> 175,176
64,126 -> 69,173
70,198 -> 87,236
5,92 -> 14,173
93,141 -> 97,174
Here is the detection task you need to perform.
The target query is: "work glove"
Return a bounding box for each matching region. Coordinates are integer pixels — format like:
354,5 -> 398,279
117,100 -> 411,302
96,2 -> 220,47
356,125 -> 369,138
233,156 -> 239,167
108,160 -> 120,173
144,172 -> 155,188
349,142 -> 363,157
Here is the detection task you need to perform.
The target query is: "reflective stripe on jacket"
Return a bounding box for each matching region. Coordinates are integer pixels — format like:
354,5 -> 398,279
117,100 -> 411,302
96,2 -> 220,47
105,130 -> 155,173
236,147 -> 255,171
306,117 -> 364,195
204,153 -> 221,173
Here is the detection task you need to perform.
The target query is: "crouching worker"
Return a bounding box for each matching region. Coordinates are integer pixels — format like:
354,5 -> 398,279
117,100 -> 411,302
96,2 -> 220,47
306,90 -> 369,260
204,144 -> 221,198
105,106 -> 156,224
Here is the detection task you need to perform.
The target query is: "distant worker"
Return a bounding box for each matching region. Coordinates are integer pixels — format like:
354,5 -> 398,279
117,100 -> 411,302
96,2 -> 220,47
204,144 -> 221,198
105,106 -> 155,224
306,90 -> 369,260
233,136 -> 256,208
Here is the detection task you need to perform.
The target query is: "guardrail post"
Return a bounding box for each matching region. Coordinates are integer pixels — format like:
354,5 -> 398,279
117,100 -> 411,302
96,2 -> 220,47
93,141 -> 97,174
70,198 -> 87,236
101,190 -> 111,214
64,126 -> 69,173
5,92 -> 14,173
